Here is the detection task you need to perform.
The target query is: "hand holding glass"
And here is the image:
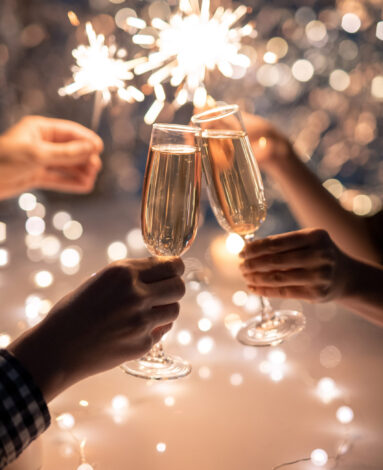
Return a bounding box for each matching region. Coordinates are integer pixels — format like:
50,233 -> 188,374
122,123 -> 201,379
192,105 -> 305,346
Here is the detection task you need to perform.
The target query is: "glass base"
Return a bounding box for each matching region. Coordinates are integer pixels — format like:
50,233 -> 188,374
236,309 -> 306,347
121,353 -> 192,380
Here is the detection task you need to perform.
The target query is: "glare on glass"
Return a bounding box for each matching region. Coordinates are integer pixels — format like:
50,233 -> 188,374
121,123 -> 201,379
192,104 -> 305,347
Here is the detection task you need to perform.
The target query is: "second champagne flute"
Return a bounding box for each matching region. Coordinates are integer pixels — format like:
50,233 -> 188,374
192,104 -> 305,347
121,123 -> 201,379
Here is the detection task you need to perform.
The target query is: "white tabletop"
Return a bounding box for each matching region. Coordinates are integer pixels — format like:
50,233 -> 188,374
2,196 -> 383,470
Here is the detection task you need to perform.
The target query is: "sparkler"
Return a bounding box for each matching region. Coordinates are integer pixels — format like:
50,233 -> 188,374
59,21 -> 146,130
126,0 -> 255,124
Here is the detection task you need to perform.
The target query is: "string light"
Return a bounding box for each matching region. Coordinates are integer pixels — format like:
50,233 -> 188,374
18,193 -> 37,211
0,248 -> 9,267
56,413 -> 75,430
156,442 -> 166,453
0,222 -> 6,243
33,270 -> 53,288
310,448 -> 328,466
177,330 -> 192,345
336,406 -> 354,424
107,241 -> 128,261
0,333 -> 11,348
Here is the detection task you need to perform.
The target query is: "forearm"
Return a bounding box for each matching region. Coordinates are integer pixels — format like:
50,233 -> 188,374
266,152 -> 381,264
338,256 -> 383,327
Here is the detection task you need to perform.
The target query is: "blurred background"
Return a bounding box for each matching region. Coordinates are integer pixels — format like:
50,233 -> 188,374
0,0 -> 382,235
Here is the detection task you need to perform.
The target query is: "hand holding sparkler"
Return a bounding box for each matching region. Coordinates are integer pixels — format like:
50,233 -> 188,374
0,116 -> 103,199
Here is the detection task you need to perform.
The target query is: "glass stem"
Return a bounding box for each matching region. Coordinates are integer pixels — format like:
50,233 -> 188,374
244,233 -> 273,323
259,296 -> 273,322
142,342 -> 166,363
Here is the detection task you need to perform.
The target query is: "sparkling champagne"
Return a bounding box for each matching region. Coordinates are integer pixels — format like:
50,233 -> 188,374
142,144 -> 201,257
201,130 -> 266,238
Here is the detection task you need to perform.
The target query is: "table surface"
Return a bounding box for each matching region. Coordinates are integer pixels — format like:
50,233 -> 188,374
2,196 -> 383,470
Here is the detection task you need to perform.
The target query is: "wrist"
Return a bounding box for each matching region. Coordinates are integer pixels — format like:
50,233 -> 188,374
8,322 -> 76,403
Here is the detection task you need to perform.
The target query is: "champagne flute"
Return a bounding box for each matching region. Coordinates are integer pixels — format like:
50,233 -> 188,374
192,105 -> 305,347
121,123 -> 201,379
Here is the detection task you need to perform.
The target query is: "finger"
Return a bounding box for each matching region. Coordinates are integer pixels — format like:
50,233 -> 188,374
240,247 -> 329,273
151,323 -> 173,344
242,267 -> 331,287
150,303 -> 180,326
38,140 -> 96,166
240,230 -> 319,259
146,276 -> 186,305
246,284 -> 316,300
139,257 -> 185,283
38,117 -> 104,152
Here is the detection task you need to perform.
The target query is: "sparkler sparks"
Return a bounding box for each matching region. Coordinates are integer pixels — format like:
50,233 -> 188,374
59,22 -> 146,130
127,0 -> 255,124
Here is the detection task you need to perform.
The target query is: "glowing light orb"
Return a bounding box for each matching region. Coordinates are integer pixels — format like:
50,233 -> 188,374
112,394 -> 129,411
53,212 -> 72,231
310,448 -> 328,467
230,373 -> 243,386
156,442 -> 166,453
57,413 -> 75,430
341,13 -> 361,33
198,318 -> 212,332
34,270 -> 53,288
198,366 -> 211,379
197,336 -> 215,354
336,406 -> 354,424
177,330 -> 192,345
164,396 -> 175,407
0,222 -> 6,242
25,217 -> 45,236
63,220 -> 83,240
0,333 -> 11,348
0,248 -> 9,266
60,247 -> 82,268
232,290 -> 248,306
77,464 -> 94,470
225,233 -> 245,254
107,241 -> 128,261
18,193 -> 37,211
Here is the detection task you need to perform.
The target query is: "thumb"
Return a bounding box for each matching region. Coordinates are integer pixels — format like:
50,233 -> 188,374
37,140 -> 94,166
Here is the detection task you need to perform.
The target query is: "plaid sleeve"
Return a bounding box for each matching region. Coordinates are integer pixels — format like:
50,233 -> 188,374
0,349 -> 50,468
